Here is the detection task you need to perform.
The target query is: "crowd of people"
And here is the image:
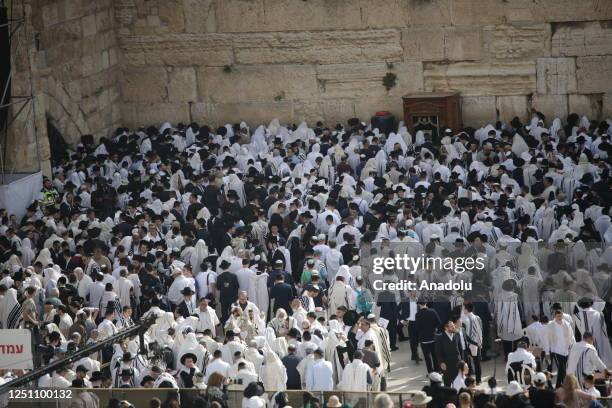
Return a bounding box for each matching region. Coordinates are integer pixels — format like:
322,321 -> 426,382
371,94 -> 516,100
0,112 -> 611,408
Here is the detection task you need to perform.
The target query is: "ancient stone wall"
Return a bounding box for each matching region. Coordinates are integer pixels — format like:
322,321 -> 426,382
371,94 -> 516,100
6,0 -> 122,174
115,0 -> 612,129
7,0 -> 612,174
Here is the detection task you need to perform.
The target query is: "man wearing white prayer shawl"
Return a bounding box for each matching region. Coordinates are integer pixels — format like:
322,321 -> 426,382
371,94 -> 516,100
248,269 -> 269,319
518,266 -> 542,323
221,331 -> 247,365
338,350 -> 372,393
114,269 -> 133,308
0,287 -> 22,329
167,267 -> 195,307
305,349 -> 334,391
496,279 -> 523,360
195,298 -> 220,337
261,350 -> 288,391
244,341 -> 264,376
567,332 -> 608,387
574,298 -> 612,366
177,332 -> 210,373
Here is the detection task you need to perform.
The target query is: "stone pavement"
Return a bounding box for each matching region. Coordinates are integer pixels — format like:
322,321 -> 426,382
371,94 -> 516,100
386,340 -> 507,393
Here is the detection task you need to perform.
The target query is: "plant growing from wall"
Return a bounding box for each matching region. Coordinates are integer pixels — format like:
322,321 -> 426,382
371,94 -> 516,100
274,91 -> 285,102
382,72 -> 397,91
223,65 -> 232,73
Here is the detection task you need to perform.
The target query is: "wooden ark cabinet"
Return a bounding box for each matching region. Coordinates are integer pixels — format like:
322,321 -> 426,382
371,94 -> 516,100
402,92 -> 462,145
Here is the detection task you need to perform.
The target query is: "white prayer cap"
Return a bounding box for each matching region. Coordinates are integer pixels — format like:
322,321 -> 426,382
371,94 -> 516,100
429,372 -> 443,383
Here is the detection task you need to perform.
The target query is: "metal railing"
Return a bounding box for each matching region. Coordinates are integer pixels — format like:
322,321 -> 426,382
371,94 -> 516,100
2,388 -> 612,408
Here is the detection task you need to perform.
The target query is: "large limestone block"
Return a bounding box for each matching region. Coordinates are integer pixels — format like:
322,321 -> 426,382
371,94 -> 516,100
197,65 -> 319,104
122,67 -> 168,102
183,0 -> 216,33
576,56 -> 612,94
321,99 -> 357,124
424,62 -> 536,96
449,0 -> 505,25
214,0 -> 265,33
316,62 -> 423,99
42,2 -> 60,27
122,102 -> 190,127
531,94 -> 568,121
603,94 -> 612,120
168,67 -> 197,102
406,0 -> 452,27
536,58 -> 577,95
234,30 -> 403,65
483,23 -> 550,60
496,95 -> 528,123
260,0 -> 362,32
568,94 -> 602,120
291,101 -> 325,124
159,0 -> 185,32
402,28 -> 445,61
81,14 -> 97,37
119,34 -> 234,66
359,0 -> 410,29
552,21 -> 612,57
461,96 -> 497,127
194,101 -> 294,126
531,0 -> 612,23
444,27 -> 481,61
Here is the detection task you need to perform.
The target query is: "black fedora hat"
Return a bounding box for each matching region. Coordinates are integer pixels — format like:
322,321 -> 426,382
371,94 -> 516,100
180,352 -> 198,365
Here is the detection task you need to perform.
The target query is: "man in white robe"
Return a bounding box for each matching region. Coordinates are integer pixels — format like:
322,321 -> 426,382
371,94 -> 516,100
574,298 -> 612,366
338,350 -> 372,391
567,332 -> 608,386
305,349 -> 334,391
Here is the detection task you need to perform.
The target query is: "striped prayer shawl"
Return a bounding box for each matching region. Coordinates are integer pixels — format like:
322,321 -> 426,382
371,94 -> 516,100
0,288 -> 22,329
375,325 -> 392,372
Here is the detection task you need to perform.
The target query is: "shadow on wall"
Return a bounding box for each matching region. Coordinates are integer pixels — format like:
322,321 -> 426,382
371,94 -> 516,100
47,116 -> 70,166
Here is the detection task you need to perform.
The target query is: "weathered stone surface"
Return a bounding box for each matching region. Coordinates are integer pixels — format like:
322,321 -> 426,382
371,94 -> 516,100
260,0 -> 362,32
423,62 -> 536,96
402,28 -> 445,61
353,96 -> 404,124
532,0 -> 612,23
234,30 -> 403,65
568,94 -> 602,120
158,0 -> 185,32
81,14 -> 97,36
461,96 -> 497,127
321,99 -> 357,124
214,0 -> 265,33
576,56 -> 612,94
197,65 -> 318,104
444,27 -> 481,61
531,94 -> 568,121
119,34 -> 234,66
183,0 -> 216,33
496,95 -> 528,123
168,67 -> 196,102
123,102 -> 190,127
483,23 -> 550,60
449,0 -> 505,25
536,58 -> 576,94
552,21 -> 612,57
603,93 -> 612,120
316,62 -> 423,99
122,67 -> 168,102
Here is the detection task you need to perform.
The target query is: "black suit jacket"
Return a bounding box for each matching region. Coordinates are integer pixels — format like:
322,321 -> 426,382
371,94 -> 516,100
435,331 -> 461,377
415,307 -> 441,343
178,300 -> 196,318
